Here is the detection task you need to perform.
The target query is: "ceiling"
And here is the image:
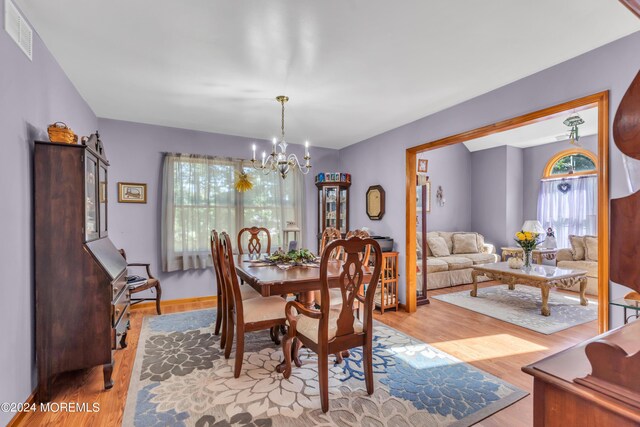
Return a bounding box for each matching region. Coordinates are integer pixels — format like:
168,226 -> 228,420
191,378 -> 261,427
463,107 -> 599,152
15,1 -> 640,149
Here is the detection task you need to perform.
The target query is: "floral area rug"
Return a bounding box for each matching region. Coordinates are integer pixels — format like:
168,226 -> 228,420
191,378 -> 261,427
433,285 -> 597,334
123,309 -> 527,426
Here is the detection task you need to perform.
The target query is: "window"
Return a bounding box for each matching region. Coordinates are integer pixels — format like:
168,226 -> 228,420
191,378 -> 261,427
543,148 -> 597,178
161,154 -> 304,272
537,149 -> 597,248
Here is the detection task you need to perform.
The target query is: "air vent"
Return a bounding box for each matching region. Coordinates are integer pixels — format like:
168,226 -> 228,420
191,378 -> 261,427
4,0 -> 32,60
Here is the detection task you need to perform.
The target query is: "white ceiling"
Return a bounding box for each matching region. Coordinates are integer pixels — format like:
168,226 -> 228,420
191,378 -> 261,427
463,107 -> 599,152
15,1 -> 640,149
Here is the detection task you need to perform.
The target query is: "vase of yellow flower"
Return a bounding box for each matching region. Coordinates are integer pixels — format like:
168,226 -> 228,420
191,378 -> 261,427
514,230 -> 541,268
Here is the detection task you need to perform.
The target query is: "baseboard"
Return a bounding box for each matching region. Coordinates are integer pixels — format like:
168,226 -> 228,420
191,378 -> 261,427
130,295 -> 217,311
6,390 -> 36,427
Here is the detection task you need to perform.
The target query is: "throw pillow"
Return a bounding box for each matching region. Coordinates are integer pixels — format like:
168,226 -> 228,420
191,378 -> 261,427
476,234 -> 486,252
427,236 -> 450,257
569,235 -> 586,261
584,236 -> 598,261
452,233 -> 479,254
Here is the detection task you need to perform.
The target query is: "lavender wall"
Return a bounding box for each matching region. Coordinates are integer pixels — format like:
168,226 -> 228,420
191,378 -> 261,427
417,144 -> 472,232
470,146 -> 508,248
0,2 -> 98,424
505,146 -> 524,245
522,135 -> 599,222
339,30 -> 640,317
99,118 -> 340,302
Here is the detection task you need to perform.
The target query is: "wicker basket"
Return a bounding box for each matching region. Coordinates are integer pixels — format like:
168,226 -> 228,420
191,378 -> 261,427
47,122 -> 78,144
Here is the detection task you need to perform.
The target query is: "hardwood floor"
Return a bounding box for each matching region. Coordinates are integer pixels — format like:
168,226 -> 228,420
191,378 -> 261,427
16,283 -> 597,426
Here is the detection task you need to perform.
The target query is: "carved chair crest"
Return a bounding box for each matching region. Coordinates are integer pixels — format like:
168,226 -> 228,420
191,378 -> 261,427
237,226 -> 271,255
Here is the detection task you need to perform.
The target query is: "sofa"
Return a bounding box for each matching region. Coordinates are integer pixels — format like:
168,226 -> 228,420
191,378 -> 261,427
556,235 -> 598,295
418,231 -> 499,290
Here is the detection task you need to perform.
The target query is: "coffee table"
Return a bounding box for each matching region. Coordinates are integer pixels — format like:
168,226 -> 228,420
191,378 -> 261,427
471,262 -> 588,316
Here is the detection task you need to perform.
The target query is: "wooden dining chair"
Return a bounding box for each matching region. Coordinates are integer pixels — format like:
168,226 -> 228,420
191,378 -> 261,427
237,226 -> 271,255
211,230 -> 260,349
318,229 -> 372,309
218,231 -> 288,378
315,227 -> 343,305
319,227 -> 342,258
281,236 -> 382,412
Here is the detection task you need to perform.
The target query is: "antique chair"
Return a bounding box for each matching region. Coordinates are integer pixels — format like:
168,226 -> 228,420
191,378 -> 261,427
218,231 -> 288,377
237,226 -> 271,255
315,227 -> 343,304
318,228 -> 372,308
319,227 -> 342,257
119,249 -> 162,315
210,230 -> 260,349
281,236 -> 382,412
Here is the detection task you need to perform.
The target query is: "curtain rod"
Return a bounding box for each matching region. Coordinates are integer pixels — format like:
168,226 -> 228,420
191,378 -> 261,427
541,174 -> 597,182
163,152 -> 251,162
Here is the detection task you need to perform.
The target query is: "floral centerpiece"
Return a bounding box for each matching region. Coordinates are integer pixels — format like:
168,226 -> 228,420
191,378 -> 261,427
514,230 -> 542,268
265,248 -> 317,265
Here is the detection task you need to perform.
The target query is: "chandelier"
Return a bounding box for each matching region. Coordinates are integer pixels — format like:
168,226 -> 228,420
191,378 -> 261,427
563,113 -> 584,146
250,96 -> 311,179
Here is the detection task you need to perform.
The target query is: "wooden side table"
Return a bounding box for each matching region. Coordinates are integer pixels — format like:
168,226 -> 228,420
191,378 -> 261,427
500,247 -> 558,264
374,251 -> 399,314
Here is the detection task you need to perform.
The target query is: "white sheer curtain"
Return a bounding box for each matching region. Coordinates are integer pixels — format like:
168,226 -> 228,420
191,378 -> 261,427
240,166 -> 306,250
161,153 -> 306,272
537,175 -> 597,248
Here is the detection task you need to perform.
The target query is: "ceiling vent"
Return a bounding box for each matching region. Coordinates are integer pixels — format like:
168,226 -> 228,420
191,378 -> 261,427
4,0 -> 32,60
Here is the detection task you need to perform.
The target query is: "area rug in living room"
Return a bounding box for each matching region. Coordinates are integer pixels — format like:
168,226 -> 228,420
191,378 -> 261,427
123,309 -> 527,427
433,285 -> 598,334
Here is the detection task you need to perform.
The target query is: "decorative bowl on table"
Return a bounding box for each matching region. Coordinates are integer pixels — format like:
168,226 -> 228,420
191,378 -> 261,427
508,257 -> 524,269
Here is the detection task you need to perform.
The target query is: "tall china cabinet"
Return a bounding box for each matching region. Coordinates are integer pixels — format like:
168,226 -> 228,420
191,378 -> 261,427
34,134 -> 130,402
316,180 -> 350,250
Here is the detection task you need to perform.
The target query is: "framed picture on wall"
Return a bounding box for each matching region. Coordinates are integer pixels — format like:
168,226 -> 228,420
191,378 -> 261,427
418,159 -> 428,173
118,182 -> 147,203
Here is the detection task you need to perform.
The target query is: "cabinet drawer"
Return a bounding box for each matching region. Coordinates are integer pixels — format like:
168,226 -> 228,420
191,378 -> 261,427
111,271 -> 128,302
112,289 -> 130,327
112,306 -> 130,350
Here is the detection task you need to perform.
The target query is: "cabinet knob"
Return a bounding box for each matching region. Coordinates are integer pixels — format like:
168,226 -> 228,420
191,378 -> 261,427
115,308 -> 121,316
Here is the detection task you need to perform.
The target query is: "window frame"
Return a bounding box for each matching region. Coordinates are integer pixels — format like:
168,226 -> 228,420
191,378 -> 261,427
542,148 -> 598,179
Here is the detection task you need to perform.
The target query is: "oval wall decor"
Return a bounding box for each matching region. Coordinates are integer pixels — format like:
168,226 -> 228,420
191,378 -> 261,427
366,185 -> 385,220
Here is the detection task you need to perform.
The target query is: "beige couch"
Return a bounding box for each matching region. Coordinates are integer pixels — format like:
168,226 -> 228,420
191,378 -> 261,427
556,236 -> 598,295
418,231 -> 499,290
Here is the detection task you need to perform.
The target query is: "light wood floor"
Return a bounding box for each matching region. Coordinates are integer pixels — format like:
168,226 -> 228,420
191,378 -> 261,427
17,283 -> 597,427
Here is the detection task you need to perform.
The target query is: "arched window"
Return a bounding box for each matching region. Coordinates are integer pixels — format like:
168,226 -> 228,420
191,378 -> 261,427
542,148 -> 597,178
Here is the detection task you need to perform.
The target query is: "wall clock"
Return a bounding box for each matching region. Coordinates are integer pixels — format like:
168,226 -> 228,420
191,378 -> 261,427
366,185 -> 385,220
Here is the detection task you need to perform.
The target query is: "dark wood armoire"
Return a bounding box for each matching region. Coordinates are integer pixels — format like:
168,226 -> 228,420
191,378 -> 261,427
34,134 -> 130,403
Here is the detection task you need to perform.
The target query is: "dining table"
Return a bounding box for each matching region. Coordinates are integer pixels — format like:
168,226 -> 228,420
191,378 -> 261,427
234,254 -> 372,309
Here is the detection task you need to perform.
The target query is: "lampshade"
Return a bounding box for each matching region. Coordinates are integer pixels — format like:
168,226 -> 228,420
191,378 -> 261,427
522,220 -> 545,234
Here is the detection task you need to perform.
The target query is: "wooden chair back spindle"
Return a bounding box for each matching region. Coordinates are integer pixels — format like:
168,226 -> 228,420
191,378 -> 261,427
237,226 -> 271,255
210,230 -> 226,340
344,229 -> 372,266
320,237 -> 382,340
220,232 -> 245,321
320,227 -> 342,259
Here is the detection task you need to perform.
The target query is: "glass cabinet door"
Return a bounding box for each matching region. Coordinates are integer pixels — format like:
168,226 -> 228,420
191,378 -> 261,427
98,162 -> 108,237
325,187 -> 337,229
339,188 -> 348,234
85,153 -> 99,242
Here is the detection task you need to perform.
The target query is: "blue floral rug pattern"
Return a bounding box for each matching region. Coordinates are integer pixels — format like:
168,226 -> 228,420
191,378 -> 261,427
123,309 -> 527,426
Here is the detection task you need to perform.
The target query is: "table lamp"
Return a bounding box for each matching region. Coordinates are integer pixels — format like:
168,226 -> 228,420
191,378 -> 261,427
521,220 -> 545,234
